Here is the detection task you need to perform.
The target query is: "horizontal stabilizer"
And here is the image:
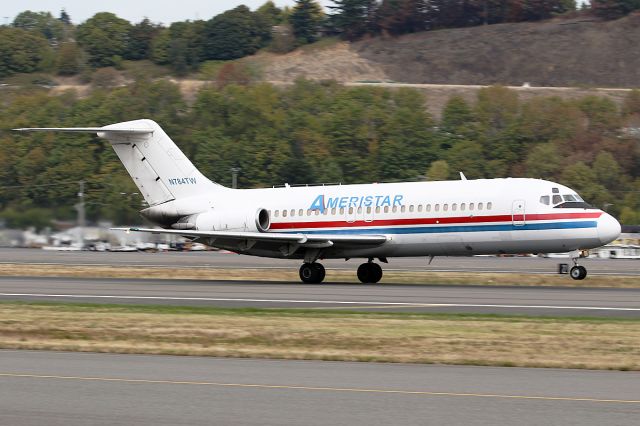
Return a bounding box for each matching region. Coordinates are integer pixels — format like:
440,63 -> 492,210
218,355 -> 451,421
13,127 -> 153,134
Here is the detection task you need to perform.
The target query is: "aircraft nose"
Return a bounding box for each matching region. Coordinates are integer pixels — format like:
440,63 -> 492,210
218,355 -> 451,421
598,212 -> 621,245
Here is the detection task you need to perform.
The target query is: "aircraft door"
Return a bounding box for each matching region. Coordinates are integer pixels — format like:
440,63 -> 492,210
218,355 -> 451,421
512,199 -> 526,226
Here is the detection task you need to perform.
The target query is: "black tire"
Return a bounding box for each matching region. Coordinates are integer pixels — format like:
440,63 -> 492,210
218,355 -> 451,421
570,265 -> 587,280
357,263 -> 372,283
369,263 -> 383,283
299,263 -> 325,284
357,263 -> 383,283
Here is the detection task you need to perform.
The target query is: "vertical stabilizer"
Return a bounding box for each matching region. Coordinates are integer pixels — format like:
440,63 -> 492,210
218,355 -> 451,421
15,119 -> 222,206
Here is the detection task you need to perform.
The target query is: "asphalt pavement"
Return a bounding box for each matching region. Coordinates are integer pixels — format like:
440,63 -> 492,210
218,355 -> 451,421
1,276 -> 639,317
0,350 -> 638,426
1,247 -> 638,275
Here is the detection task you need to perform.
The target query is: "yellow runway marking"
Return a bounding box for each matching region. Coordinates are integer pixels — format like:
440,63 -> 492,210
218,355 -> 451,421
1,373 -> 638,404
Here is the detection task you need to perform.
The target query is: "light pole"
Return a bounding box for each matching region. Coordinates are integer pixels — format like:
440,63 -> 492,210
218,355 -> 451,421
230,167 -> 240,189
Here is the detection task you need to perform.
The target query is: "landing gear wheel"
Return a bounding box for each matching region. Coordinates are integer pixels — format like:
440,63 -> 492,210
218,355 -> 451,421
570,265 -> 587,280
357,262 -> 383,284
299,263 -> 325,284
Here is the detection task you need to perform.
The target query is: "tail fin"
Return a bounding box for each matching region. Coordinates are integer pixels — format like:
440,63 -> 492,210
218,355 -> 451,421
15,119 -> 222,206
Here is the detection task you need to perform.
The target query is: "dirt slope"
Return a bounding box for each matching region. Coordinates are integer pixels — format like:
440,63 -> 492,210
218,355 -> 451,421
258,14 -> 640,88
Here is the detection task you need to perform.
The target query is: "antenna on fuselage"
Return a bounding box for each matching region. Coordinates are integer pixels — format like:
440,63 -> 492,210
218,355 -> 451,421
459,172 -> 467,180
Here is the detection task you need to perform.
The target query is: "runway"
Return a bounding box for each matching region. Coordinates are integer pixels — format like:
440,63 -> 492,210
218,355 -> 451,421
1,276 -> 639,317
0,350 -> 638,426
1,247 -> 639,275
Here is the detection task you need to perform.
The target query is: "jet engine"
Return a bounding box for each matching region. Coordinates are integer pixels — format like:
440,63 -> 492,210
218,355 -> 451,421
172,208 -> 270,233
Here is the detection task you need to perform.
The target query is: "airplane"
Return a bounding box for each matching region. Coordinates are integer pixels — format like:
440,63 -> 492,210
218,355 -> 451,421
15,119 -> 621,284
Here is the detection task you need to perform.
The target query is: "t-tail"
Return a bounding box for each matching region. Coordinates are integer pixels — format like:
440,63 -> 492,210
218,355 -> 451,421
14,119 -> 222,206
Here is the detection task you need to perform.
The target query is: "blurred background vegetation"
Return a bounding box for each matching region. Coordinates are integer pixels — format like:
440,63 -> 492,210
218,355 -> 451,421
0,1 -> 639,229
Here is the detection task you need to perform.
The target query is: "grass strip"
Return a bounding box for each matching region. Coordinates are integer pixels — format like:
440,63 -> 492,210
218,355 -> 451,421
0,301 -> 638,371
1,264 -> 639,287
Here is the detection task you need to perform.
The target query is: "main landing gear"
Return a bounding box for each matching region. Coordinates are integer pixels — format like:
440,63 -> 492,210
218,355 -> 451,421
357,261 -> 383,284
298,260 -> 384,284
299,262 -> 325,284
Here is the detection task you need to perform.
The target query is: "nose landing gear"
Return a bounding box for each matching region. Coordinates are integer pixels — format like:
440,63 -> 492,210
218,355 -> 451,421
299,262 -> 325,284
569,252 -> 587,280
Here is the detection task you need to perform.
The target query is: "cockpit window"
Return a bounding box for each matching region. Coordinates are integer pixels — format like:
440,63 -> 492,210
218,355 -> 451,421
552,188 -> 560,194
563,194 -> 577,202
552,194 -> 562,204
574,194 -> 584,202
539,195 -> 550,205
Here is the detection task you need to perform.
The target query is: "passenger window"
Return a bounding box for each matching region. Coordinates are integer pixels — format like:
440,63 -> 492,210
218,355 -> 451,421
461,203 -> 466,211
366,206 -> 372,214
478,202 -> 483,210
376,206 -> 381,214
357,207 -> 362,214
469,203 -> 474,211
540,196 -> 550,205
306,210 -> 311,216
552,195 -> 562,204
274,210 -> 279,217
452,203 -> 457,211
443,204 -> 448,211
384,206 -> 389,213
409,205 -> 414,212
487,202 -> 492,210
315,210 -> 320,216
435,204 -> 440,212
323,209 -> 328,215
349,207 -> 354,214
298,209 -> 303,216
392,206 -> 398,213
331,208 -> 336,215
290,209 -> 295,216
283,210 -> 287,217
401,205 -> 406,213
418,205 -> 423,212
340,208 -> 345,215
426,204 -> 431,212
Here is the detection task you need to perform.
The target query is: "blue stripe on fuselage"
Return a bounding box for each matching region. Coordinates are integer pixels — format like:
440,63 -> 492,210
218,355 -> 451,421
286,221 -> 598,235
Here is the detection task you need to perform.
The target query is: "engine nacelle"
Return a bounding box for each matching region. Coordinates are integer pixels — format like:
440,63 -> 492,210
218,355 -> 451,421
175,208 -> 270,233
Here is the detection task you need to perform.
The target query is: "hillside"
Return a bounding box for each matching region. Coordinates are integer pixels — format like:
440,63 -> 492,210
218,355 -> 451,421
254,14 -> 640,88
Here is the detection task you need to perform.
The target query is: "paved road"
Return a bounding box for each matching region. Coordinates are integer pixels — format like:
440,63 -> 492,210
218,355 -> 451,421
1,276 -> 639,317
0,350 -> 638,426
1,248 -> 638,275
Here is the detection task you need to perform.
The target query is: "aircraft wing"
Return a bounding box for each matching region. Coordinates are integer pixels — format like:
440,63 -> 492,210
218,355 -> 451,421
112,227 -> 388,250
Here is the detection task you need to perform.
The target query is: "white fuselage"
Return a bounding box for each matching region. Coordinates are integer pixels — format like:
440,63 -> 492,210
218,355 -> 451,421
146,177 -> 620,260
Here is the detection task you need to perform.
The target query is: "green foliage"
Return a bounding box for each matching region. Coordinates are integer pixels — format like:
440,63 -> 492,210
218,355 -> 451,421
0,27 -> 52,78
328,0 -> 378,40
256,1 -> 285,26
76,12 -> 132,67
290,0 -> 324,45
13,10 -> 66,41
203,6 -> 271,61
426,160 -> 450,181
56,42 -> 85,76
125,19 -> 161,61
2,82 -> 639,226
591,0 -> 640,19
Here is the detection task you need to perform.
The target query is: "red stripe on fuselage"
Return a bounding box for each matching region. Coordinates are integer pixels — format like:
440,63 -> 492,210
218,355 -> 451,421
269,212 -> 602,230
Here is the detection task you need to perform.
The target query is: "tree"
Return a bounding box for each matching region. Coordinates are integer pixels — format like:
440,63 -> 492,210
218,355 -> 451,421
592,0 -> 640,19
76,12 -> 132,67
376,0 -> 428,35
0,27 -> 51,77
59,9 -> 71,25
622,89 -> 640,117
126,19 -> 161,60
256,1 -> 285,26
524,143 -> 562,179
426,160 -> 450,180
13,10 -> 65,41
328,0 -> 378,40
56,42 -> 84,75
290,0 -> 324,44
203,6 -> 271,60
